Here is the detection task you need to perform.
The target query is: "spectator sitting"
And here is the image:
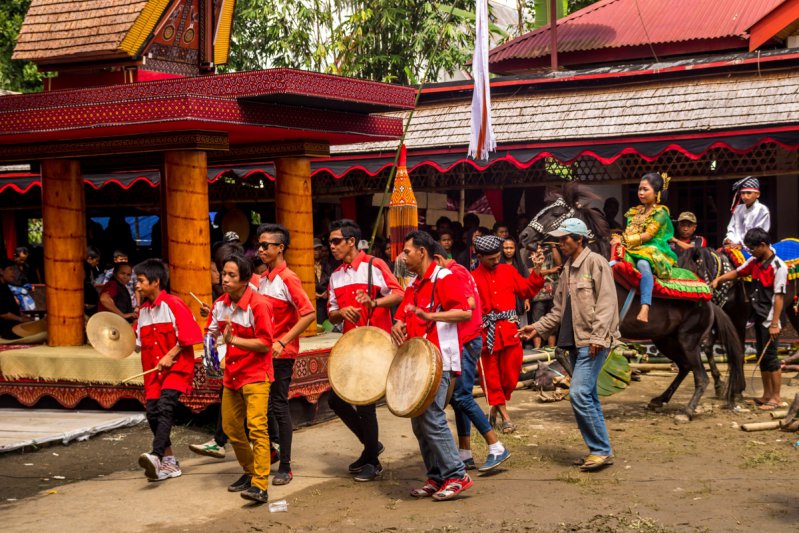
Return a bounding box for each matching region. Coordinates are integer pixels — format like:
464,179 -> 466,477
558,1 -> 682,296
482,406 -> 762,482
11,246 -> 37,285
669,212 -> 707,255
101,250 -> 137,307
85,246 -> 103,285
0,258 -> 31,338
99,263 -> 137,323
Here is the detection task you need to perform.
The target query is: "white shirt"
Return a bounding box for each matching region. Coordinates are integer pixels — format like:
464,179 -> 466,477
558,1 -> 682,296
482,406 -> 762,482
725,200 -> 770,246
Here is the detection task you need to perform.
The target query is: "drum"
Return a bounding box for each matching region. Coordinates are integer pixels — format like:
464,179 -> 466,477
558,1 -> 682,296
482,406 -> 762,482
203,333 -> 224,379
328,326 -> 397,405
385,337 -> 443,418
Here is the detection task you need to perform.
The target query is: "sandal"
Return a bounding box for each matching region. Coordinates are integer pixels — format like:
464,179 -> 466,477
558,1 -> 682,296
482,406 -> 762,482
758,402 -> 781,411
579,454 -> 614,472
744,398 -> 766,406
500,421 -> 516,434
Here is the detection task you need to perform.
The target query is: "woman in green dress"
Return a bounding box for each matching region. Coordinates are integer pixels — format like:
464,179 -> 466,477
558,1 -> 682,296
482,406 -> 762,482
610,173 -> 677,323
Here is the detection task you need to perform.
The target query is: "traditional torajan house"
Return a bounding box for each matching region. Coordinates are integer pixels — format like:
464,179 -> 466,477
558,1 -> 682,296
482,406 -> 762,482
0,0 -> 414,411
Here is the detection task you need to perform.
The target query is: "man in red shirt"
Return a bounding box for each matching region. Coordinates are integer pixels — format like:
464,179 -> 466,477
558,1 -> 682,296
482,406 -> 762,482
206,254 -> 275,503
392,231 -> 473,501
471,235 -> 544,433
255,223 -> 316,486
134,259 -> 203,482
431,244 -> 510,472
327,219 -> 404,482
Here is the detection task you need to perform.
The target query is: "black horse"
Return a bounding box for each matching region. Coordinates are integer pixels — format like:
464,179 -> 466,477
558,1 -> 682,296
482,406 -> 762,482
519,183 -> 745,418
680,245 -> 799,394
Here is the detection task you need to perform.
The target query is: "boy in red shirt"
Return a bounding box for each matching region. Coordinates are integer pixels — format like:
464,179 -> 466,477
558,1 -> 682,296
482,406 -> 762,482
135,259 -> 203,482
392,231 -> 473,501
327,219 -> 404,481
207,254 -> 275,503
471,235 -> 544,433
255,223 -> 316,485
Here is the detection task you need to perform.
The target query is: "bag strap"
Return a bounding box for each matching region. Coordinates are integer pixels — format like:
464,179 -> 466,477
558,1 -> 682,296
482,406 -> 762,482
366,257 -> 376,326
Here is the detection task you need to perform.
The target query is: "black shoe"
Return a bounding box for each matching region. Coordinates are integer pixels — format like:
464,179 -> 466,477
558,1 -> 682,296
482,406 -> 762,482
240,486 -> 269,503
353,462 -> 383,482
348,441 -> 385,473
228,474 -> 252,492
272,471 -> 293,486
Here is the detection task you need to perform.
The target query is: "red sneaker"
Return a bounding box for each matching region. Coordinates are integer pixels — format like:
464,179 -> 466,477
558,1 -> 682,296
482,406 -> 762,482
410,479 -> 441,498
432,474 -> 473,501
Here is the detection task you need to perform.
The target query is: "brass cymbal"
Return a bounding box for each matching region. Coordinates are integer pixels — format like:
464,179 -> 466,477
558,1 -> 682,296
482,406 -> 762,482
86,312 -> 136,359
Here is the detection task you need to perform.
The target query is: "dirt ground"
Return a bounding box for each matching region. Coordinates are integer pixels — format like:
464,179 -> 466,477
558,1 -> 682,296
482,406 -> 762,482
2,369 -> 799,532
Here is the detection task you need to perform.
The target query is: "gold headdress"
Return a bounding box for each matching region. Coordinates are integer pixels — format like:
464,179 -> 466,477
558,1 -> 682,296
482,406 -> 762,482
658,172 -> 670,203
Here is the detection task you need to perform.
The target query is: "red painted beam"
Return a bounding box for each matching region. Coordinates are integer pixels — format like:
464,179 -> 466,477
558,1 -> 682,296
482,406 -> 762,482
748,0 -> 799,51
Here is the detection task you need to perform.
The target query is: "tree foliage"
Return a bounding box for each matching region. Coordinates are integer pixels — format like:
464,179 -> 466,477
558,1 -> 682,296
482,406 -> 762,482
0,0 -> 41,92
225,0 -> 479,84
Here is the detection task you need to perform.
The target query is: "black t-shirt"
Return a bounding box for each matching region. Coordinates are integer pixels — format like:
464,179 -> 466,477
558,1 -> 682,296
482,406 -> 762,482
557,295 -> 575,349
0,282 -> 21,338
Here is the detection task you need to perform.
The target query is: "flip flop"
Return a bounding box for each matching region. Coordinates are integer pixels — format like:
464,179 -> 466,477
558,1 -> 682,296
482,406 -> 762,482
579,454 -> 614,472
500,420 -> 516,434
745,398 -> 766,406
758,402 -> 781,411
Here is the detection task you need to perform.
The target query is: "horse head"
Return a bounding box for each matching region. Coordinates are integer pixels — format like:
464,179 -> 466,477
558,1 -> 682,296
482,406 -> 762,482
519,182 -> 611,258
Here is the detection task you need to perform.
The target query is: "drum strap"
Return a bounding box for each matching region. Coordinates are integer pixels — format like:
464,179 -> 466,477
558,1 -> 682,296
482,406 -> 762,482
366,257 -> 376,326
415,269 -> 441,337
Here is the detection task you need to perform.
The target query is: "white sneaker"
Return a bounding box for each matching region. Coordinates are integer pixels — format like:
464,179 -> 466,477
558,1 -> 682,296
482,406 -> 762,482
189,439 -> 226,459
160,456 -> 182,479
138,453 -> 161,480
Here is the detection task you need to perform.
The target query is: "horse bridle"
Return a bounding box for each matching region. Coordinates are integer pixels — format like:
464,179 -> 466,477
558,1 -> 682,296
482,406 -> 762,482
526,197 -> 596,239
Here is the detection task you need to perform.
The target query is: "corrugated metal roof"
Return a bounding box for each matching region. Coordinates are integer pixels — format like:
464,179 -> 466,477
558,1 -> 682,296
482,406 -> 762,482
489,0 -> 785,65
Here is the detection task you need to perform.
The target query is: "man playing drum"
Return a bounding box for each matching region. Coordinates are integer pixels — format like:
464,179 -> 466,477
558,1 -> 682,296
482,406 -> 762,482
255,223 -> 316,486
471,235 -> 544,433
392,231 -> 474,501
431,244 -> 511,472
327,219 -> 404,482
206,254 -> 275,503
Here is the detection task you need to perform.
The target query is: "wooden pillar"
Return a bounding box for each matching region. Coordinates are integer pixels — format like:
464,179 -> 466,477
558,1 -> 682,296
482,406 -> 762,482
41,159 -> 85,346
162,151 -> 212,325
275,157 -> 317,336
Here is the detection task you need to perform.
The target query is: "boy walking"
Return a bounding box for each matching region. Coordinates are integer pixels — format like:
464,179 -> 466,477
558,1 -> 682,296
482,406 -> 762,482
135,259 -> 203,482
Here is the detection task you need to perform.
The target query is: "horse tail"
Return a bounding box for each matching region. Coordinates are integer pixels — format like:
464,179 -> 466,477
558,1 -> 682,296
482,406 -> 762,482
711,302 -> 745,407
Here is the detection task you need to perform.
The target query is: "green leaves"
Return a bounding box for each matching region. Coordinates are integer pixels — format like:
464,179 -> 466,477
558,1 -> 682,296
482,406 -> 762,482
0,0 -> 42,93
597,345 -> 632,397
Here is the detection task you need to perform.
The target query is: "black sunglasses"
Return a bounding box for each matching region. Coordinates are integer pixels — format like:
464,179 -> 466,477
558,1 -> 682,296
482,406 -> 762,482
329,237 -> 349,245
258,241 -> 282,250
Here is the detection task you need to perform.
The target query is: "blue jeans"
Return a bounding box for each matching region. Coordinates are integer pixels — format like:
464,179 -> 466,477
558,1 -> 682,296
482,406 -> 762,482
636,259 -> 653,307
450,337 -> 492,437
412,371 -> 466,483
569,346 -> 613,456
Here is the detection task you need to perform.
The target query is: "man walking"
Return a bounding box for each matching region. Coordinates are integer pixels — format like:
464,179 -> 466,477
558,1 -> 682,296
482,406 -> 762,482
520,218 -> 619,471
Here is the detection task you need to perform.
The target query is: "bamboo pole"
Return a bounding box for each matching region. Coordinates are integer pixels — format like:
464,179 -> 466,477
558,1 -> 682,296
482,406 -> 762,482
162,151 -> 212,326
740,421 -> 781,432
275,157 -> 317,336
41,159 -> 85,346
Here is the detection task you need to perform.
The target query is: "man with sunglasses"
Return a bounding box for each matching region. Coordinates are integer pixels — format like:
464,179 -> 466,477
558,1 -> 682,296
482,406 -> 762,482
255,223 -> 316,485
327,219 -> 404,481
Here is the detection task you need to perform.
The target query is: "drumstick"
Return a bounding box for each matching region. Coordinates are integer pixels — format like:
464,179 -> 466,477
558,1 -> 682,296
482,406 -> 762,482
189,291 -> 206,306
119,355 -> 203,384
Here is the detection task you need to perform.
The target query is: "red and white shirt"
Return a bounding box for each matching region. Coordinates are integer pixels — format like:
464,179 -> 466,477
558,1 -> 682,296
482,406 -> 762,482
257,261 -> 315,359
737,252 -> 788,327
206,287 -> 275,390
395,263 -> 469,372
328,251 -> 403,333
445,259 -> 482,345
137,291 -> 203,400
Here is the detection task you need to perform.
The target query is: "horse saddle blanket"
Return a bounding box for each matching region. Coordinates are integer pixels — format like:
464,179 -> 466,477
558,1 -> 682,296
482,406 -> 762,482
611,251 -> 712,302
723,238 -> 799,281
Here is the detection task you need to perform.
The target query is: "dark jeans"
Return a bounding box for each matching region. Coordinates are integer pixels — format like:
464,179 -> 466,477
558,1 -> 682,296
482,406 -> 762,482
214,386 -> 228,447
450,337 -> 492,437
146,388 -> 182,458
754,319 -> 780,372
328,390 -> 379,464
268,358 -> 295,471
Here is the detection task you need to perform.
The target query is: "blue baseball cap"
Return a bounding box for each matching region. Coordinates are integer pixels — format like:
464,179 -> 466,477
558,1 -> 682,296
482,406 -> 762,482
548,218 -> 590,237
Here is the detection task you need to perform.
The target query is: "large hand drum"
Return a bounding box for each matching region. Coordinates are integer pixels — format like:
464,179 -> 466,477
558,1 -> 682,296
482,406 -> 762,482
386,337 -> 443,418
328,326 -> 397,405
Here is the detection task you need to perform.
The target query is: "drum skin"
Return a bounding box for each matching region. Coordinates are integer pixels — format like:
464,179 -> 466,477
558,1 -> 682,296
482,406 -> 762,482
328,326 -> 397,405
386,337 -> 443,418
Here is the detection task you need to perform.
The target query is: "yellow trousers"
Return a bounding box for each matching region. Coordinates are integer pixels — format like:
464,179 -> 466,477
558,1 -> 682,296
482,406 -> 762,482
222,382 -> 271,490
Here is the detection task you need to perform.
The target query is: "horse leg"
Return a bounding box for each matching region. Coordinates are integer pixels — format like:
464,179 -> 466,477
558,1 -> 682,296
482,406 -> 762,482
652,335 -> 709,418
703,335 -> 724,399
